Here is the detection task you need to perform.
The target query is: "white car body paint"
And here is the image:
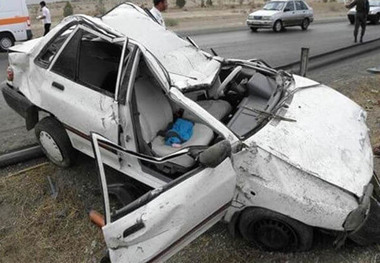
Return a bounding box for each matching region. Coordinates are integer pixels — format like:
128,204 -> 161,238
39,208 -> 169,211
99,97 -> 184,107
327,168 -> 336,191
103,159 -> 236,263
5,2 -> 377,261
246,76 -> 373,198
348,6 -> 380,15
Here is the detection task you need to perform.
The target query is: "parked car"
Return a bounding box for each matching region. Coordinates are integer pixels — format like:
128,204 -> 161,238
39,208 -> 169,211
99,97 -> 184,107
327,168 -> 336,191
2,3 -> 379,262
347,0 -> 380,24
246,0 -> 313,32
0,0 -> 32,51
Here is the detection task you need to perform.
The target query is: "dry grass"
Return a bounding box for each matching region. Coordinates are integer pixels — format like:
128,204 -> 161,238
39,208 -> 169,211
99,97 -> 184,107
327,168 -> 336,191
0,164 -> 105,263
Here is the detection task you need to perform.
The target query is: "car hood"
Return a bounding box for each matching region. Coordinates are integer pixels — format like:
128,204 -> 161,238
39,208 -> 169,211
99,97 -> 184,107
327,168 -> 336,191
245,75 -> 373,197
249,10 -> 281,17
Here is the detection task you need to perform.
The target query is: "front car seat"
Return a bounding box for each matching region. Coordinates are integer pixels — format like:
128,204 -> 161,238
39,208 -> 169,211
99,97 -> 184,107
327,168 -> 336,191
135,78 -> 214,167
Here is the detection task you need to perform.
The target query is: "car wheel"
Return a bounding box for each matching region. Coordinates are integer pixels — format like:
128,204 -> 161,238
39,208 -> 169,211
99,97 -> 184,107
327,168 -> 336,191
301,18 -> 310,30
250,27 -> 258,32
35,116 -> 76,168
349,17 -> 355,24
273,20 -> 283,32
238,208 -> 314,252
0,33 -> 15,51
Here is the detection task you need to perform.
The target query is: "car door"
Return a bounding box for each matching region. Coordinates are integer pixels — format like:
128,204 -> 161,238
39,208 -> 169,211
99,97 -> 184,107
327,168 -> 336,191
91,133 -> 237,263
35,25 -> 128,162
295,1 -> 308,24
282,1 -> 296,26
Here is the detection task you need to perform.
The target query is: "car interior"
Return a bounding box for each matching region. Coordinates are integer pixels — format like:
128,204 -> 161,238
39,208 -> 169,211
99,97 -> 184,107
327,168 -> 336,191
128,55 -> 281,179
131,58 -> 224,175
184,64 -> 281,138
101,61 -> 282,221
78,38 -> 121,95
48,28 -> 123,97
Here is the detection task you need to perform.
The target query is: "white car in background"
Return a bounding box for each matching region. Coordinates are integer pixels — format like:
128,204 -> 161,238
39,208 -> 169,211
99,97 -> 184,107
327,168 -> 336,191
246,0 -> 313,32
2,3 -> 379,262
347,0 -> 380,24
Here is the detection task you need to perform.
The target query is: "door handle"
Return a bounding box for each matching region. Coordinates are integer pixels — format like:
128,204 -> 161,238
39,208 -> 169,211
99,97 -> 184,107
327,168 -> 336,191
123,221 -> 145,238
52,82 -> 64,91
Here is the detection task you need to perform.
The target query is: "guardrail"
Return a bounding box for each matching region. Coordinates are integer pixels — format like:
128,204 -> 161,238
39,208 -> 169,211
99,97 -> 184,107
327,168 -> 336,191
0,145 -> 44,168
276,37 -> 380,74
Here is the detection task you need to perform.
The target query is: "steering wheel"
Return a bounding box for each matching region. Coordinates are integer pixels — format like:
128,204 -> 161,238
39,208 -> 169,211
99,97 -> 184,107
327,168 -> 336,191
214,66 -> 242,99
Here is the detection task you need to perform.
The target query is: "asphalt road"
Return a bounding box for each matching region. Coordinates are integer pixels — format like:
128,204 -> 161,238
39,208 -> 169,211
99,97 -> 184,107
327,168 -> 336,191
191,21 -> 380,67
1,21 -> 380,153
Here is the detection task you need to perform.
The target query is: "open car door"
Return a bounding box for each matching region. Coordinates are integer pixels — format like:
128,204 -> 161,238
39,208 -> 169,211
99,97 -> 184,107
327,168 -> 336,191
91,133 -> 237,263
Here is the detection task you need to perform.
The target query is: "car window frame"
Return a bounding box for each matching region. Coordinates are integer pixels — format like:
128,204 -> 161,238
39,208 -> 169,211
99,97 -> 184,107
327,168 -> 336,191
48,25 -> 127,99
284,1 -> 295,11
295,1 -> 302,10
118,44 -> 138,105
298,1 -> 309,10
34,21 -> 79,69
48,26 -> 82,81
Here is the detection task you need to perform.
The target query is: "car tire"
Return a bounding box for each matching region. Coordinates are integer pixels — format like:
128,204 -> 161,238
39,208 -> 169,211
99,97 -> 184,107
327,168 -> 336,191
35,116 -> 76,168
273,20 -> 283,32
301,18 -> 310,30
250,27 -> 258,32
349,17 -> 355,24
0,33 -> 15,51
238,207 -> 314,252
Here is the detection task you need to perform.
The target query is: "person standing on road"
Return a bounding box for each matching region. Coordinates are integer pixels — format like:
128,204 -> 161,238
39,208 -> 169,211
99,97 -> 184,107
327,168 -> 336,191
37,1 -> 51,36
345,0 -> 370,43
150,0 -> 168,28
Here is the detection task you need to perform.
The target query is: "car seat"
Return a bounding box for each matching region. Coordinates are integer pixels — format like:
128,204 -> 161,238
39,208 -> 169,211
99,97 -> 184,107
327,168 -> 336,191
134,78 -> 214,167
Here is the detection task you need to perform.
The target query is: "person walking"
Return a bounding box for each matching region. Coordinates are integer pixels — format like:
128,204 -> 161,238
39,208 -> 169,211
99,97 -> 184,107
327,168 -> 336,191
37,1 -> 51,36
150,0 -> 168,28
346,0 -> 370,43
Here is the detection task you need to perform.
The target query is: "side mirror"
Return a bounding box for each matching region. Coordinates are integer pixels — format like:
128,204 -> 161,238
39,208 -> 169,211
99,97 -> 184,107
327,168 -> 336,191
284,8 -> 291,12
198,140 -> 232,168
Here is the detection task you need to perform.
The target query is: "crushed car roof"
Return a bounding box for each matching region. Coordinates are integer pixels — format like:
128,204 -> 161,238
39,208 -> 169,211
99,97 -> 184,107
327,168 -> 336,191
10,3 -> 220,90
100,3 -> 220,89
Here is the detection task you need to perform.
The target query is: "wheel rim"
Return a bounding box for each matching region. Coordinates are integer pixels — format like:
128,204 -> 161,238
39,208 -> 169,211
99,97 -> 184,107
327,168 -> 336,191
0,37 -> 12,49
276,22 -> 281,31
39,131 -> 64,162
249,219 -> 298,250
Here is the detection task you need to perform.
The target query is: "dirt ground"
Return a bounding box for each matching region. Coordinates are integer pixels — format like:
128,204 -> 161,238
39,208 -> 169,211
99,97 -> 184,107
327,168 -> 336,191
28,0 -> 348,37
1,48 -> 380,262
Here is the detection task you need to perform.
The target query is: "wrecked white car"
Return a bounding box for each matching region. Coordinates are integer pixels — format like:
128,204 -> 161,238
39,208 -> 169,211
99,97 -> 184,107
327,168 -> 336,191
2,2 -> 380,262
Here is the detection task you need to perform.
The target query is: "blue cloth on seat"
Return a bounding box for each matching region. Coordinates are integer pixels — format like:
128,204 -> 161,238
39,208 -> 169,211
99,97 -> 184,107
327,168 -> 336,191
165,118 -> 194,146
